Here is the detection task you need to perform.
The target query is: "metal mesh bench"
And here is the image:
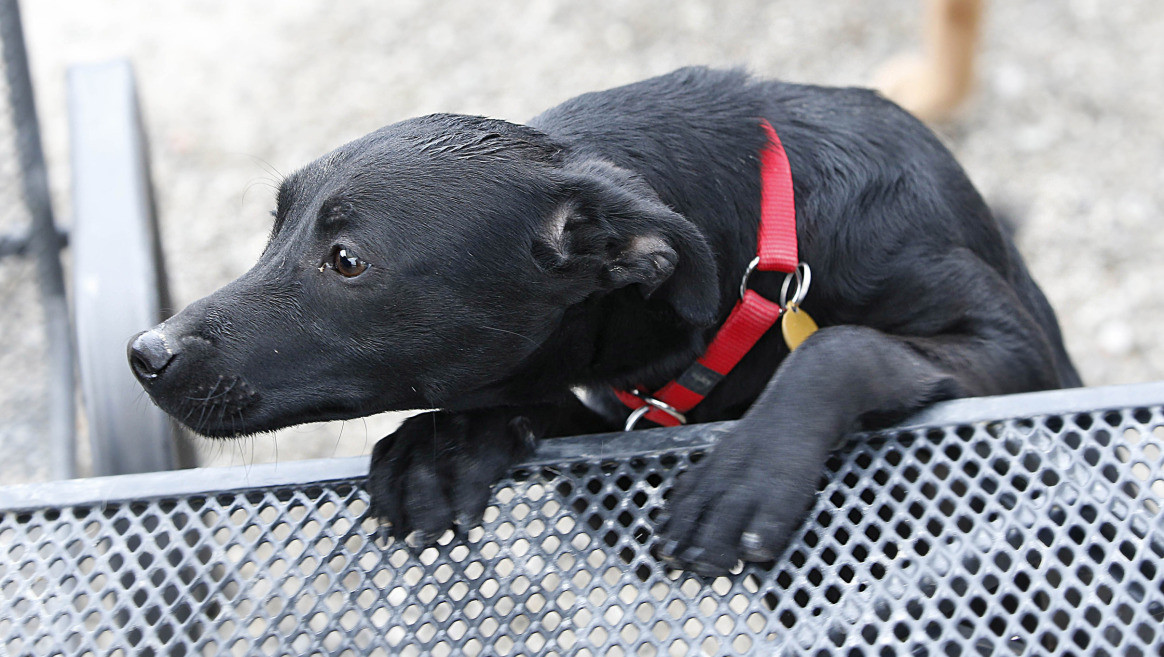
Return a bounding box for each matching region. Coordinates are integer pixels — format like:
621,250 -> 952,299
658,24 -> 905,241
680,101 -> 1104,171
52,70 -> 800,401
3,382 -> 1163,656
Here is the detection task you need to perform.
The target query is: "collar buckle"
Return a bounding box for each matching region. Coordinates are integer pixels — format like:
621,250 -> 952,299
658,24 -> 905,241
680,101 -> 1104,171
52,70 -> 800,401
740,259 -> 812,309
624,391 -> 687,431
778,262 -> 812,308
738,256 -> 761,300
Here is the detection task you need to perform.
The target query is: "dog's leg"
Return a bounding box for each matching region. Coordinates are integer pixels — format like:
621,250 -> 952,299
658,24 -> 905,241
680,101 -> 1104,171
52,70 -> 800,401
659,250 -> 1064,575
367,396 -> 609,545
875,0 -> 984,122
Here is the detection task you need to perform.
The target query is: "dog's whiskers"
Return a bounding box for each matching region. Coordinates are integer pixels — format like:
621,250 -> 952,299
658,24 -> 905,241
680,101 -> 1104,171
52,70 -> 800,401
202,378 -> 238,403
242,153 -> 286,184
180,399 -> 198,426
187,376 -> 228,403
217,399 -> 230,430
194,400 -> 215,433
479,325 -> 538,346
333,421 -> 346,458
241,178 -> 280,207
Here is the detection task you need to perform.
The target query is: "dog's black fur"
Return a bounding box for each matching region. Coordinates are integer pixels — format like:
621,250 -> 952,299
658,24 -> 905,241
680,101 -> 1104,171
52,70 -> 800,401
129,68 -> 1079,575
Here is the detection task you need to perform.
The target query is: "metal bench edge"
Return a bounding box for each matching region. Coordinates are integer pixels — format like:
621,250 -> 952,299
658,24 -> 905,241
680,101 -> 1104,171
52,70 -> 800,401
2,381 -> 1163,514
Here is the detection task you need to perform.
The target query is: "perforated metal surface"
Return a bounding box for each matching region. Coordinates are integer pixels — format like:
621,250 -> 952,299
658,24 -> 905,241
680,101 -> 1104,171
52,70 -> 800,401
3,384 -> 1163,656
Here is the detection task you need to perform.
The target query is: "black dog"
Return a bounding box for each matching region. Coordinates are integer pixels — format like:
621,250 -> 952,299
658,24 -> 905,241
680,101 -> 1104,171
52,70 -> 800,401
129,68 -> 1079,575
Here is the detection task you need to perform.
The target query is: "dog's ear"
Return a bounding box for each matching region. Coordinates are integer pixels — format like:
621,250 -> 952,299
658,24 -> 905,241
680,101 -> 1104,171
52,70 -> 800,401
533,160 -> 720,326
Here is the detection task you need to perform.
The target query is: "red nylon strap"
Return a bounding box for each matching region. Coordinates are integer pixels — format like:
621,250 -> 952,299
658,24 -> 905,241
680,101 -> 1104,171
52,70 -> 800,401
699,290 -> 786,368
616,119 -> 798,427
757,120 -> 798,273
616,291 -> 785,426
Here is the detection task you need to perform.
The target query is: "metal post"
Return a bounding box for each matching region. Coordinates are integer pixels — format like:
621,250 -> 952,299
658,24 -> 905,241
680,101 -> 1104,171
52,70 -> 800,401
0,0 -> 76,479
69,60 -> 187,475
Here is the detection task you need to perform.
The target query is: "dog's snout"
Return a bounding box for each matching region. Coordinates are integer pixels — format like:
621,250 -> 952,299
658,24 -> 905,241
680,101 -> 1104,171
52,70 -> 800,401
128,330 -> 176,380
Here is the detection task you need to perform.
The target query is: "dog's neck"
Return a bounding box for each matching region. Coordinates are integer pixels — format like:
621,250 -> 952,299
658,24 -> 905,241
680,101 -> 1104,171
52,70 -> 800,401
472,83 -> 792,408
476,167 -> 776,409
532,112 -> 773,329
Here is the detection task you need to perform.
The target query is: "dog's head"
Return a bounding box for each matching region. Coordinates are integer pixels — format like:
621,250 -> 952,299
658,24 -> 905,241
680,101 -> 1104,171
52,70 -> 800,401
129,114 -> 719,436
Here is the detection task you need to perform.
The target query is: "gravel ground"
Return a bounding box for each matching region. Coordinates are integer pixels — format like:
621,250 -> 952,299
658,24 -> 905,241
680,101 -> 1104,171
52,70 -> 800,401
1,0 -> 1162,484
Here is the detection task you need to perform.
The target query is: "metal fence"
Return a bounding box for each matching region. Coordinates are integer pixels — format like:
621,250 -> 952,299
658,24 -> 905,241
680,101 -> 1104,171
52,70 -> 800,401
2,382 -> 1162,656
1,0 -> 182,484
0,0 -> 75,483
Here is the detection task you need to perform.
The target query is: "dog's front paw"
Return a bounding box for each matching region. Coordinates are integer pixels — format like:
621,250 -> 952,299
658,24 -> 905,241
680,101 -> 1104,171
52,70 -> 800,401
367,410 -> 537,547
658,434 -> 825,576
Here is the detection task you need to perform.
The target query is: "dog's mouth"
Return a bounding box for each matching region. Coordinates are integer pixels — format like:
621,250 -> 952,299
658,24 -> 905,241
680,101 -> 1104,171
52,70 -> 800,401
129,325 -> 363,437
142,365 -> 384,438
160,374 -> 262,438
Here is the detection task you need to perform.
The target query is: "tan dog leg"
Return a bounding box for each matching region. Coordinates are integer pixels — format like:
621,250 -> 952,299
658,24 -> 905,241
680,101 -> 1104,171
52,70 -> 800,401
875,0 -> 983,122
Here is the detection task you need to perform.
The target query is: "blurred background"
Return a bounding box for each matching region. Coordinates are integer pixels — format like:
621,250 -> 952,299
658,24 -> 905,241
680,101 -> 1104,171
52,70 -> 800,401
1,0 -> 1161,485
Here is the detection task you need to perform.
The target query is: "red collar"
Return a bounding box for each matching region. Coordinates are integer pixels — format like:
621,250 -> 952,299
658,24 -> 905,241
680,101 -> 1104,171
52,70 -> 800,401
615,119 -> 803,429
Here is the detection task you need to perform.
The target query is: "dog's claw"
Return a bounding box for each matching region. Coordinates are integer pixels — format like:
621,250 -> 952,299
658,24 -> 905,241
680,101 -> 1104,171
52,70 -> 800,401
691,563 -> 728,577
740,528 -> 777,559
404,529 -> 442,549
657,539 -> 680,562
672,545 -> 721,574
658,541 -> 735,576
453,511 -> 482,528
739,531 -> 775,562
374,523 -> 394,549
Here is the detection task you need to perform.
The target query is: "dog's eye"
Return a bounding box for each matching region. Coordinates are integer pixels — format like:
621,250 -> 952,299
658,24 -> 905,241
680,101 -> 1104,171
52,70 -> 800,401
329,245 -> 369,277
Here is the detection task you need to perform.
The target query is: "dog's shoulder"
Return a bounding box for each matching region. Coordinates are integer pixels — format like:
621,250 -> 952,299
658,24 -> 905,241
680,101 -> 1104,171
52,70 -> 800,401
528,67 -> 767,153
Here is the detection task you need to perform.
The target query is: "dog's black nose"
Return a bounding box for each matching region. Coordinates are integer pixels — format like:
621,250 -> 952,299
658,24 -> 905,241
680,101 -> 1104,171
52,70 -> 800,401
128,330 -> 175,380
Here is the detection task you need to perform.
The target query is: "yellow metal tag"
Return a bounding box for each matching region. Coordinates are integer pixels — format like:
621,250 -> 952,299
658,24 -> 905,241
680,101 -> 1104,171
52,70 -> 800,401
781,304 -> 818,351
